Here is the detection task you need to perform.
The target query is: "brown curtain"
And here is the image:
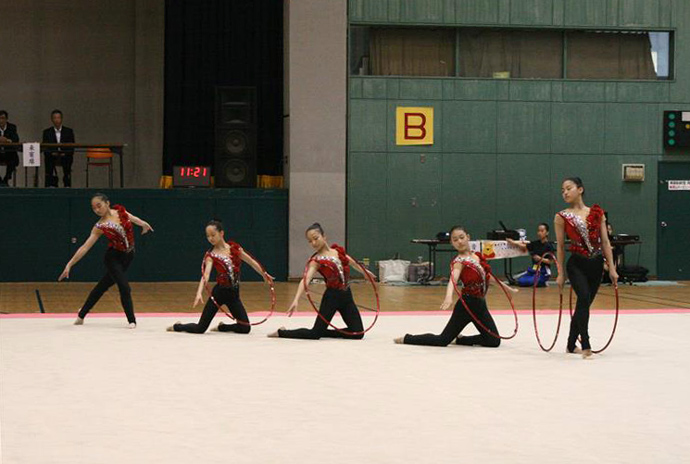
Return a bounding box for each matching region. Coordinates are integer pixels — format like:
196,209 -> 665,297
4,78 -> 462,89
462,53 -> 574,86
458,29 -> 563,78
370,28 -> 455,76
566,32 -> 656,79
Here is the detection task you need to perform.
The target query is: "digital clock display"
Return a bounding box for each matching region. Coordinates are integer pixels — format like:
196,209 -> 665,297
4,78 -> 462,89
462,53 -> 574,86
172,165 -> 211,187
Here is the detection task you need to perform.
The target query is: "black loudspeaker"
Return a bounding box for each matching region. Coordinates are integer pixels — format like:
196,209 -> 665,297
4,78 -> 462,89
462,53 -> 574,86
215,86 -> 257,187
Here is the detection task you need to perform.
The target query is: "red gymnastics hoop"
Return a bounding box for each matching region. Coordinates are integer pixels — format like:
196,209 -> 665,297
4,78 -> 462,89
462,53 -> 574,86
202,247 -> 276,326
568,278 -> 620,354
302,258 -> 380,336
531,252 -> 563,352
450,262 -> 519,340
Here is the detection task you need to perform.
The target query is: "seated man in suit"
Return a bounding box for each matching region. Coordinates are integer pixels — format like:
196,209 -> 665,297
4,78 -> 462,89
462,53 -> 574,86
43,109 -> 75,187
0,110 -> 20,186
507,223 -> 555,287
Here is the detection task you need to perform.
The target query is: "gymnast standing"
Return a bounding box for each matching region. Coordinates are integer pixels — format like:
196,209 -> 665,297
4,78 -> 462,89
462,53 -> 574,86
59,193 -> 153,328
394,225 -> 502,348
167,220 -> 273,334
268,223 -> 373,340
555,177 -> 618,359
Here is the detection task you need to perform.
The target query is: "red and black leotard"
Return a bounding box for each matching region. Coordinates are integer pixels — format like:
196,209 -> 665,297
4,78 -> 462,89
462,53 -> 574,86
79,204 -> 137,324
95,204 -> 135,253
558,204 -> 606,352
277,243 -> 363,339
310,244 -> 350,290
557,204 -> 604,258
205,241 -> 242,288
403,252 -> 499,347
452,252 -> 491,298
173,241 -> 248,334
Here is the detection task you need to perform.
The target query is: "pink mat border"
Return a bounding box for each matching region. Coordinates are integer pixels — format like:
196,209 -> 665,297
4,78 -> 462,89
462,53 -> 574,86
2,308 -> 689,319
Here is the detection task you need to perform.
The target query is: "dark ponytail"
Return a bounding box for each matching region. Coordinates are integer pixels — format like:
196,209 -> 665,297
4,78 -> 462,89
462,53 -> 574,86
306,222 -> 324,235
207,219 -> 224,232
564,177 -> 585,195
449,225 -> 468,235
91,193 -> 109,203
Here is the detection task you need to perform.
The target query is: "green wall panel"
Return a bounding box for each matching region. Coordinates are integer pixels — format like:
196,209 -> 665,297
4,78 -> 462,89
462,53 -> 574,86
509,81 -> 553,101
350,0 -> 389,22
400,0 -> 446,23
389,0 -> 401,21
452,80 -> 499,100
606,0 -> 621,26
602,155 -> 657,269
349,99 -> 388,152
0,197 -> 72,283
386,79 -> 401,99
386,153 -> 443,260
0,189 -> 288,282
345,0 -> 687,276
349,78 -> 363,98
455,0 -> 501,24
659,0 -> 672,27
670,0 -> 690,102
362,78 -> 388,99
619,0 -> 660,27
441,153 -> 497,235
553,0 -> 565,26
564,0 -> 608,26
497,102 -> 552,153
138,197 -> 213,281
604,104 -> 659,154
496,154 -> 553,232
498,0 -> 511,24
510,0 -> 554,25
399,79 -> 444,100
442,101 -> 497,152
562,82 -> 607,102
616,83 -> 670,103
347,152 -> 389,262
551,103 -> 606,154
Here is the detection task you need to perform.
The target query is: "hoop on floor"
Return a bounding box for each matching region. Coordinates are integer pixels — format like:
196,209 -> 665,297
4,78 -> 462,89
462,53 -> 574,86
302,257 -> 380,336
202,247 -> 276,326
450,261 -> 519,340
568,278 -> 619,354
531,252 -> 563,352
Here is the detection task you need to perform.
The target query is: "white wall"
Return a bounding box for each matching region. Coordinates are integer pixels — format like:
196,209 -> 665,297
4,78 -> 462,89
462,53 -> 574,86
286,0 -> 348,277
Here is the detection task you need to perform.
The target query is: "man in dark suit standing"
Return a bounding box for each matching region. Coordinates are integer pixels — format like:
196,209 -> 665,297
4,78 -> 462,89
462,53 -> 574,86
0,110 -> 20,186
43,109 -> 75,187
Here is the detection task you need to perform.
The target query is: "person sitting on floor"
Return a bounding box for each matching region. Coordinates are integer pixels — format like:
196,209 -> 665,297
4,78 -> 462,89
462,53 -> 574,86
507,223 -> 555,287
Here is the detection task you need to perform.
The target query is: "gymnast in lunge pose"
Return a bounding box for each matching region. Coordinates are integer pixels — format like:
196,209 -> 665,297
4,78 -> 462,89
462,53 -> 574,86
59,193 -> 153,328
555,177 -> 618,359
167,220 -> 273,334
394,225 -> 506,347
268,223 -> 373,340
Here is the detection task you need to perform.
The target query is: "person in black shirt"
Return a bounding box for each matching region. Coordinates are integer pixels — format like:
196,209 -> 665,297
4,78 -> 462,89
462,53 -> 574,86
43,109 -> 76,187
507,223 -> 555,287
0,110 -> 20,186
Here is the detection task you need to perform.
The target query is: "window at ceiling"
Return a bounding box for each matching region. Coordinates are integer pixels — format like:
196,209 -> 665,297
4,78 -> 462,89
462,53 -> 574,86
350,26 -> 673,80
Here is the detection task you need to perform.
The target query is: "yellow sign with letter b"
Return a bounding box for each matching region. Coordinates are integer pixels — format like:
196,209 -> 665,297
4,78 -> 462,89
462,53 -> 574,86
396,107 -> 434,145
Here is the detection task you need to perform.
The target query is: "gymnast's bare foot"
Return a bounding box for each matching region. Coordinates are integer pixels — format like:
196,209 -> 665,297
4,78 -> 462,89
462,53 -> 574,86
582,349 -> 594,359
166,322 -> 180,332
567,347 -> 582,354
267,327 -> 285,338
74,317 -> 84,325
393,336 -> 404,344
